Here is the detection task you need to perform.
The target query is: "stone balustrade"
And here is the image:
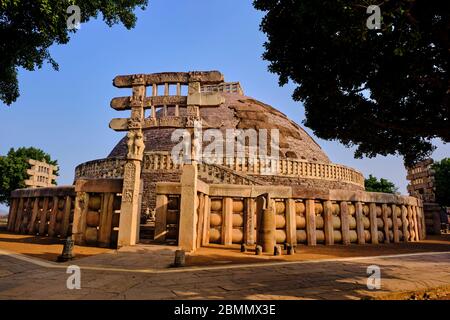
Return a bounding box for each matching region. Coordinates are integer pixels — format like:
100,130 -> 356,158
143,152 -> 365,187
75,158 -> 126,180
155,180 -> 425,252
7,186 -> 76,238
7,179 -> 123,249
75,152 -> 365,188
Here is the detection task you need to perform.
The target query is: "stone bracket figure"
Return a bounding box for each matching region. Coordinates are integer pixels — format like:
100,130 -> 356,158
127,129 -> 145,160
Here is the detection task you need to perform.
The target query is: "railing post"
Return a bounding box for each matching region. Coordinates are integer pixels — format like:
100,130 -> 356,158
355,201 -> 365,244
382,204 -> 390,243
286,198 -> 297,246
38,197 -> 49,235
401,205 -> 409,242
243,198 -> 256,245
222,197 -> 233,245
324,200 -> 334,245
305,199 -> 316,245
28,197 -> 39,234
391,204 -> 400,243
48,196 -> 58,237
369,203 -> 378,244
154,194 -> 168,242
98,193 -> 114,247
340,201 -> 350,245
7,198 -> 18,231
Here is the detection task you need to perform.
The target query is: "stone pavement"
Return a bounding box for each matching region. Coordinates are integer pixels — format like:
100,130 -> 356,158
0,248 -> 449,300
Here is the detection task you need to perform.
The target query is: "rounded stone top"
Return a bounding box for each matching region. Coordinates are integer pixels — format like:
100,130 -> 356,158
108,93 -> 330,163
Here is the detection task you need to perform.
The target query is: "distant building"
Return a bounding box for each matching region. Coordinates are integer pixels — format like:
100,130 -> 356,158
406,159 -> 441,234
24,159 -> 57,188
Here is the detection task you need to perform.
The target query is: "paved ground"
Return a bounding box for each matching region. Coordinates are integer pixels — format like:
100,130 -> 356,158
0,248 -> 448,300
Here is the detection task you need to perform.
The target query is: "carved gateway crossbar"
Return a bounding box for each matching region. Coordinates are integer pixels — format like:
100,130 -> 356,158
109,71 -> 225,132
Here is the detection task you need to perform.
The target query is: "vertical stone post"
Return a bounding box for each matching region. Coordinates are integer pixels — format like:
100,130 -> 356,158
117,76 -> 146,248
196,193 -> 205,249
260,201 -> 276,254
47,196 -> 58,237
118,160 -> 143,247
419,205 -> 426,240
154,194 -> 168,242
178,164 -> 199,252
412,206 -> 420,242
13,197 -> 24,233
340,201 -> 350,245
201,195 -> 210,246
243,198 -> 256,245
28,198 -> 39,234
355,201 -> 365,244
323,200 -> 334,245
286,198 -> 297,246
222,197 -> 233,245
382,204 -> 390,243
61,195 -> 72,237
305,199 -> 316,246
73,192 -> 89,245
38,197 -> 49,235
391,204 -> 400,243
407,205 -> 414,241
369,203 -> 378,244
401,205 -> 409,242
7,198 -> 18,231
98,193 -> 114,248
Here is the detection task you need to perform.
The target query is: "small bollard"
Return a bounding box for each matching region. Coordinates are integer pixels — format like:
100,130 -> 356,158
287,244 -> 295,255
240,243 -> 247,253
274,245 -> 282,256
173,250 -> 185,267
57,236 -> 75,262
255,245 -> 263,255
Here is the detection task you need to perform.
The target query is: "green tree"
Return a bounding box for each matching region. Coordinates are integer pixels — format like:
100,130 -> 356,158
0,147 -> 58,205
253,0 -> 449,166
432,158 -> 450,207
0,0 -> 148,105
364,174 -> 398,194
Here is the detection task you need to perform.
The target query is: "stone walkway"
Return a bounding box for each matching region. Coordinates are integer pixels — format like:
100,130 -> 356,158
0,248 -> 448,299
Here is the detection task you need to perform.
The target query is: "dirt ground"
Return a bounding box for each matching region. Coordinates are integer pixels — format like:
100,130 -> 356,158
369,285 -> 450,300
0,228 -> 112,261
0,223 -> 449,265
186,234 -> 450,266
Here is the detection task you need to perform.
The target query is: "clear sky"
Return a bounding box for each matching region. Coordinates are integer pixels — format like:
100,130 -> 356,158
0,0 -> 448,212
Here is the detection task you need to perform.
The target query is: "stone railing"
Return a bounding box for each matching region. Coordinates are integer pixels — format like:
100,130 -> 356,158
75,152 -> 364,188
75,158 -> 126,180
198,162 -> 262,186
155,178 -> 425,252
7,186 -> 76,238
7,179 -> 123,249
143,152 -> 365,187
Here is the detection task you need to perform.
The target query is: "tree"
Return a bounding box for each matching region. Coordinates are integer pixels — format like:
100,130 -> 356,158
364,174 -> 398,193
253,0 -> 449,166
0,147 -> 58,205
0,0 -> 148,105
432,158 -> 450,207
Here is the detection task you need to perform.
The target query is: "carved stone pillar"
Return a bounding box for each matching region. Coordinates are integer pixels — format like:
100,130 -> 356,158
117,76 -> 146,248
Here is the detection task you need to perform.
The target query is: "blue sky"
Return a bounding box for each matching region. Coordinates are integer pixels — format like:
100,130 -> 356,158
0,0 -> 448,212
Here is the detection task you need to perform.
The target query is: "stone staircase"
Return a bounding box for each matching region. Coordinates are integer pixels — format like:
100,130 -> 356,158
197,162 -> 263,185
